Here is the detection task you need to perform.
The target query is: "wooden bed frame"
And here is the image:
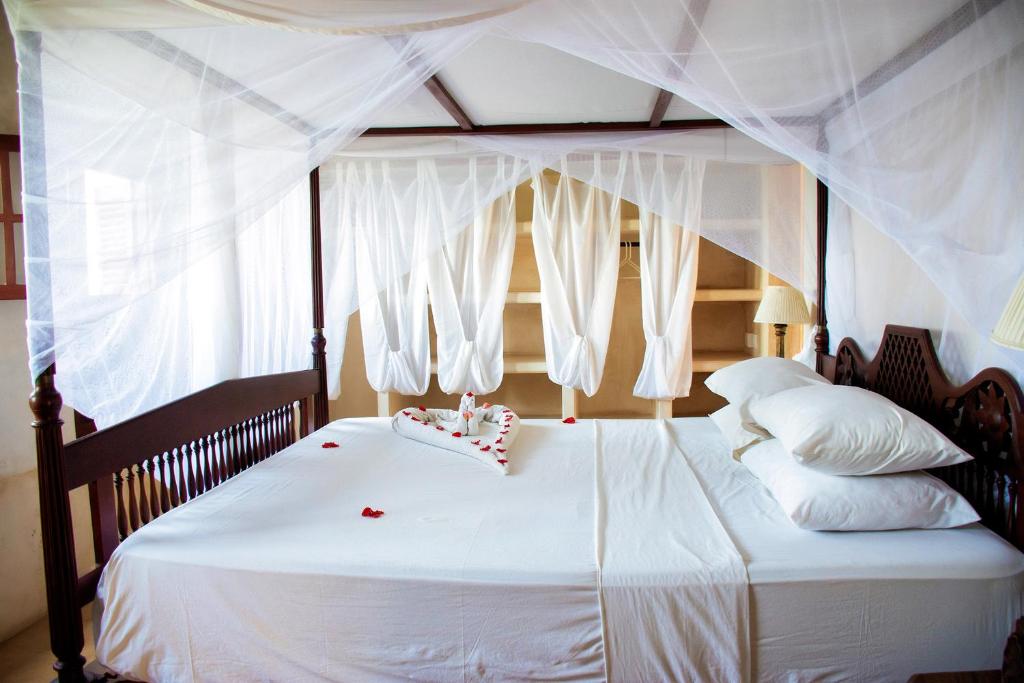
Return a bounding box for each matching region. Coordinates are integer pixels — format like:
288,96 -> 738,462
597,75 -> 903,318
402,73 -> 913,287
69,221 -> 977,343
26,160 -> 1024,682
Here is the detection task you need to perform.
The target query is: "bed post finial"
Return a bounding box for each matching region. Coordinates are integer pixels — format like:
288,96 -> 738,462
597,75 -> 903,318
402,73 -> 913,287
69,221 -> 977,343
814,177 -> 829,374
30,365 -> 87,682
309,167 -> 329,429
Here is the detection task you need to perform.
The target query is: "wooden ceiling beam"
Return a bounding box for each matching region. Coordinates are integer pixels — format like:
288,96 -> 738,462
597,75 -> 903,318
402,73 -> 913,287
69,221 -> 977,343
819,0 -> 1005,124
422,74 -> 475,131
649,0 -> 710,128
361,118 -> 731,136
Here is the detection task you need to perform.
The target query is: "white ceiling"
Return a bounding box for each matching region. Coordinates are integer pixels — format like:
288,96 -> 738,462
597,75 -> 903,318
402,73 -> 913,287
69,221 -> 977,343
370,2 -> 960,128
372,35 -> 714,128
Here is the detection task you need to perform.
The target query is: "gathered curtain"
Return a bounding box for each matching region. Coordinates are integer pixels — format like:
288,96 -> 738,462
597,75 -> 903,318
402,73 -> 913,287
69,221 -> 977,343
427,181 -> 518,395
531,155 -> 625,396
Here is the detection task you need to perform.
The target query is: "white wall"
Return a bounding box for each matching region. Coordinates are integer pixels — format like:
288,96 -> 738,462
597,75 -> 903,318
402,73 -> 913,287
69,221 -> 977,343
826,204 -> 1023,387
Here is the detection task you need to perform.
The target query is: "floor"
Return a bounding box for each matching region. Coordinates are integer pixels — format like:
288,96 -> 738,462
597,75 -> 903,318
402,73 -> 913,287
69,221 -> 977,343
0,608 -> 97,682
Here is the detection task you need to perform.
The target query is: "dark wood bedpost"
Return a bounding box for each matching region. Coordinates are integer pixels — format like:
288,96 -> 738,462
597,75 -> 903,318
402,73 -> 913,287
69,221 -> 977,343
814,178 -> 829,373
20,28 -> 88,682
309,167 -> 329,429
31,366 -> 87,683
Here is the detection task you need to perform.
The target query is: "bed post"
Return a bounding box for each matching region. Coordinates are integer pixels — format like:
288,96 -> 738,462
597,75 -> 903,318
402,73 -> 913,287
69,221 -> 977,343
813,178 -> 828,373
20,28 -> 89,683
31,367 -> 87,683
309,167 -> 329,429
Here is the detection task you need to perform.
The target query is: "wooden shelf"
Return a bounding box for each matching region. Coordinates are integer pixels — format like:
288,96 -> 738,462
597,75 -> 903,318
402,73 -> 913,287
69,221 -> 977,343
506,291 -> 542,304
430,353 -> 547,375
508,289 -> 759,304
692,350 -> 756,373
694,288 -> 762,302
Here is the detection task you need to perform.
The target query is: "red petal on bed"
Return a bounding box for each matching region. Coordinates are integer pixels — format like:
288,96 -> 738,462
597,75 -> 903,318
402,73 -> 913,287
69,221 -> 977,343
499,430 -> 509,435
418,405 -> 426,411
452,432 -> 462,438
471,439 -> 481,445
480,445 -> 491,452
435,425 -> 445,431
321,441 -> 339,448
361,507 -> 385,518
502,408 -> 511,413
410,416 -> 419,422
562,417 -> 576,424
496,448 -> 506,453
402,410 -> 410,416
495,437 -> 503,444
497,459 -> 508,465
466,392 -> 474,397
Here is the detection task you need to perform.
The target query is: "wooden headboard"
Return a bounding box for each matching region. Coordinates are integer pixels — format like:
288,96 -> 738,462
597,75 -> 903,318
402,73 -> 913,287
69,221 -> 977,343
822,325 -> 1024,551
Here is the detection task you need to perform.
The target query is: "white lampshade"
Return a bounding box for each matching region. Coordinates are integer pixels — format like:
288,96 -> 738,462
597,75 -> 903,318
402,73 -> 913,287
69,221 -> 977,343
754,286 -> 813,325
992,275 -> 1024,350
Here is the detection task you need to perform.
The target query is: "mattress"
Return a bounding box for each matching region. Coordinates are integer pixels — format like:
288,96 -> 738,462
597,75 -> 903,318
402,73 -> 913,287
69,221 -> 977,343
94,417 -> 1024,682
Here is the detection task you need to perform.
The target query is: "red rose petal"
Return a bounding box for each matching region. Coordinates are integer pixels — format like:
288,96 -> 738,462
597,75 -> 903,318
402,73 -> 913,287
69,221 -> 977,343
497,459 -> 508,465
466,392 -> 474,397
402,410 -> 410,416
435,425 -> 445,431
410,416 -> 420,422
480,445 -> 491,452
499,430 -> 509,435
452,432 -> 462,438
321,441 -> 339,448
562,417 -> 577,424
495,437 -> 503,444
361,507 -> 384,518
496,448 -> 506,453
471,439 -> 481,445
418,405 -> 426,411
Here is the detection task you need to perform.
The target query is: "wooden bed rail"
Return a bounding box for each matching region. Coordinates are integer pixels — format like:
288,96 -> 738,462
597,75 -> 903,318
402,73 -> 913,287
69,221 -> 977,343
64,370 -> 319,489
31,368 -> 322,682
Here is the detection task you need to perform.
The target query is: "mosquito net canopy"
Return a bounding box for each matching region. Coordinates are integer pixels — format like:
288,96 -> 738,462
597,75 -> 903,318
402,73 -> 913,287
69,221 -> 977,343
4,0 -> 1021,426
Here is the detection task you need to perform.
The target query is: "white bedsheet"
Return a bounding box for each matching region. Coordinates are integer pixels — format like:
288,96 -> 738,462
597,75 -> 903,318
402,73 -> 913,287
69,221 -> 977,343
597,420 -> 748,682
97,419 -> 605,682
94,417 -> 1024,682
664,419 -> 1024,681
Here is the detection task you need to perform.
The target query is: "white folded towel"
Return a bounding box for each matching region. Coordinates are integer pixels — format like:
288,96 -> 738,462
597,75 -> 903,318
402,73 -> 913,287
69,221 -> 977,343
392,397 -> 520,475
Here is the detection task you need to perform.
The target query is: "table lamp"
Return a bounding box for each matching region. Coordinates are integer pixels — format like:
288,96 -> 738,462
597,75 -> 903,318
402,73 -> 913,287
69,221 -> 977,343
754,286 -> 813,357
992,275 -> 1024,350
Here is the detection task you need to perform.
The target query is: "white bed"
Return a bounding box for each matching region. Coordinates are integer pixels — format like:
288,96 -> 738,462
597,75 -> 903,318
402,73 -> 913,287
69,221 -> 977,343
94,417 -> 1024,682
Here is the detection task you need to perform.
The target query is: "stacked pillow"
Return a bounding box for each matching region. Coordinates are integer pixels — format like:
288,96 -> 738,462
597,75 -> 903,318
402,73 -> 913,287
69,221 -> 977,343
705,358 -> 978,532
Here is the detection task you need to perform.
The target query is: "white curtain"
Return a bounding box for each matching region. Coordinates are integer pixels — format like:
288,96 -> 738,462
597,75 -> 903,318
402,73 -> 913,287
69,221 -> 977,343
325,148 -> 529,396
631,155 -> 705,400
531,154 -> 625,396
427,183 -> 518,395
346,160 -> 431,395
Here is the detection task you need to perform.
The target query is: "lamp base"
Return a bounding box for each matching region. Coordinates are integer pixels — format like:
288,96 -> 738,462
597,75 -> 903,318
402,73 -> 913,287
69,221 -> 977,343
773,323 -> 788,358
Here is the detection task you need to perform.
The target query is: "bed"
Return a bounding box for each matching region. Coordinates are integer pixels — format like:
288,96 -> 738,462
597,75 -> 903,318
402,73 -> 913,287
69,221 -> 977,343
90,413 -> 1024,682
26,152 -> 1024,680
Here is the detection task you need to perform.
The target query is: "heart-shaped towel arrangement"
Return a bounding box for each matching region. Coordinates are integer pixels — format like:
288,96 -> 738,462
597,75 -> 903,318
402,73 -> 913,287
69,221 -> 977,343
391,392 -> 520,475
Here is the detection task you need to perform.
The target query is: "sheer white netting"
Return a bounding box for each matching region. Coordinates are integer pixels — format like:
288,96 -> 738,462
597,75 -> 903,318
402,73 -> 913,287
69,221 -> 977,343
7,0 -> 1021,425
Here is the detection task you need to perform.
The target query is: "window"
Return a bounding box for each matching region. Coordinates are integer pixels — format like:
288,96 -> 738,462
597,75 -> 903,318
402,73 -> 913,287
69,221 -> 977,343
0,134 -> 23,300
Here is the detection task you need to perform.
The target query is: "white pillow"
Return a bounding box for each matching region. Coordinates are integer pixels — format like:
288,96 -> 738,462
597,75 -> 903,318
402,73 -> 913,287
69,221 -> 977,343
741,440 -> 978,531
750,384 -> 972,475
704,356 -> 829,436
708,404 -> 765,460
